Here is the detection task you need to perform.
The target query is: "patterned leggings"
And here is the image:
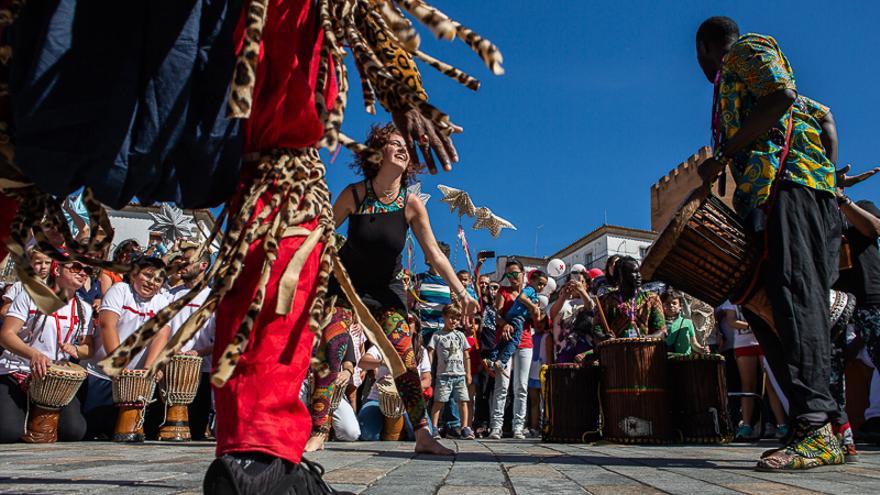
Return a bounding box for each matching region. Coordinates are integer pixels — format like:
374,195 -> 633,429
310,307 -> 353,435
829,314 -> 848,425
312,306 -> 428,433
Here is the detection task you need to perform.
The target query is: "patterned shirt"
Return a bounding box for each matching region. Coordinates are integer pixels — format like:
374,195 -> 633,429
594,289 -> 666,339
715,33 -> 836,217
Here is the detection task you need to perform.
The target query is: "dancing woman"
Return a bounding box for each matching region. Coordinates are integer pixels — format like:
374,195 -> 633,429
309,123 -> 477,455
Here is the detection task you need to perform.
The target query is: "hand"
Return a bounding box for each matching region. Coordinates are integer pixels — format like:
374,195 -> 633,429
391,108 -> 459,174
501,324 -> 513,342
698,157 -> 725,184
61,343 -> 79,360
837,164 -> 880,189
334,369 -> 353,387
573,352 -> 585,364
459,294 -> 479,325
30,351 -> 51,379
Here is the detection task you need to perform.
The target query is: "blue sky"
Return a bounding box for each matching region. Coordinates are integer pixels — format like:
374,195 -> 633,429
324,0 -> 880,273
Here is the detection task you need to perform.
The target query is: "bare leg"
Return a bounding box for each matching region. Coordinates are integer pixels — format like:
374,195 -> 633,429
737,354 -> 758,426
766,375 -> 788,426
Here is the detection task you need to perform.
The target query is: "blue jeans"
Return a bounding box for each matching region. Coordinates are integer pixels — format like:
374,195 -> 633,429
489,314 -> 526,366
357,400 -> 436,441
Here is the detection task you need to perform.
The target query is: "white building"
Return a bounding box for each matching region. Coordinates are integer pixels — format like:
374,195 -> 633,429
106,204 -> 217,256
495,225 -> 656,280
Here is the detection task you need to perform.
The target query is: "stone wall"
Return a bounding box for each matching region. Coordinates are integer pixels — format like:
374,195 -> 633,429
650,146 -> 736,232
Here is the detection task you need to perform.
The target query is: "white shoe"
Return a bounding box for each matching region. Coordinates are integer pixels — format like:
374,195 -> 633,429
488,429 -> 502,440
512,429 -> 526,440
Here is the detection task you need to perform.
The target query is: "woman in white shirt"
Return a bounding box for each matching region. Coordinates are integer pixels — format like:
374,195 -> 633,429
0,259 -> 94,442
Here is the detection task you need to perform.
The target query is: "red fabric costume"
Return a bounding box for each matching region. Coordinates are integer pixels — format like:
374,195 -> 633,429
213,0 -> 337,464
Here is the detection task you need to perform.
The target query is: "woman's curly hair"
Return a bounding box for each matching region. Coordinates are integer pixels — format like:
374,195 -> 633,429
351,123 -> 423,186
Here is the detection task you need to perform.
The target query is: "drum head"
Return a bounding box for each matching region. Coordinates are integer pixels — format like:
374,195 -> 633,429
641,185 -> 710,280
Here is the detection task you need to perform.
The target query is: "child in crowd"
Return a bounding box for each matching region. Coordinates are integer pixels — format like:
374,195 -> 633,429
485,270 -> 548,371
661,290 -> 707,355
464,315 -> 482,436
428,305 -> 473,440
1,247 -> 52,317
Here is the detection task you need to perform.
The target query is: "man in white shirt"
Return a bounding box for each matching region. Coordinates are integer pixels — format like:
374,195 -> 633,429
167,246 -> 215,439
81,257 -> 171,439
0,259 -> 94,442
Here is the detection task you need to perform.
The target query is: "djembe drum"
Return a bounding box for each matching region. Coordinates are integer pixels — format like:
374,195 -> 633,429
377,376 -> 405,441
22,362 -> 87,443
158,354 -> 203,442
112,369 -> 156,442
641,186 -> 774,329
541,363 -> 602,443
598,338 -> 671,443
667,353 -> 732,444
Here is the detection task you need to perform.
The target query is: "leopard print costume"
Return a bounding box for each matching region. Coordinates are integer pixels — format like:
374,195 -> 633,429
73,0 -> 504,386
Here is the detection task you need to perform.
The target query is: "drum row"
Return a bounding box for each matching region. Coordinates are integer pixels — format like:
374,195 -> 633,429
22,354 -> 203,443
541,338 -> 733,444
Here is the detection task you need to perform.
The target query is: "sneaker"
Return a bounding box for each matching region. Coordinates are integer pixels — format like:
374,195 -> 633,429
488,429 -> 502,440
763,423 -> 777,439
461,427 -> 476,440
446,426 -> 462,439
734,423 -> 755,442
756,422 -> 844,471
512,429 -> 526,440
842,442 -> 860,463
432,431 -> 442,440
204,454 -> 354,495
526,428 -> 540,438
775,424 -> 790,440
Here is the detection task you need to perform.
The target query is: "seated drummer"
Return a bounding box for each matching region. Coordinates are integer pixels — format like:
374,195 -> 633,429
357,336 -> 433,441
593,256 -> 666,340
661,290 -> 707,355
0,258 -> 94,442
80,256 -> 171,439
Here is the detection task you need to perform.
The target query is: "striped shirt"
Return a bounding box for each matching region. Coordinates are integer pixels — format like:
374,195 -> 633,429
414,272 -> 451,331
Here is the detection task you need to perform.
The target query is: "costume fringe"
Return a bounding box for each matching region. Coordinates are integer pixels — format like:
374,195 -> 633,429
6,0 -> 503,386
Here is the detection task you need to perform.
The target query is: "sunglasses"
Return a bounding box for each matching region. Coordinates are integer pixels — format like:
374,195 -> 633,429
63,262 -> 87,274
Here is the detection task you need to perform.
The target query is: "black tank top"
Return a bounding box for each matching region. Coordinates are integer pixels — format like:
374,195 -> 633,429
334,180 -> 409,313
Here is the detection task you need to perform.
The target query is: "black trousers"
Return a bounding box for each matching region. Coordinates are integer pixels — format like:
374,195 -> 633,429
742,182 -> 841,425
189,372 -> 213,440
0,374 -> 87,443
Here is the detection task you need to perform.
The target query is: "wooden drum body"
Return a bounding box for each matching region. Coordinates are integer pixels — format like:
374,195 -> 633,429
668,354 -> 732,444
541,363 -> 602,443
159,354 -> 203,442
377,377 -> 405,441
641,187 -> 774,329
22,362 -> 86,443
598,338 -> 671,443
112,369 -> 156,443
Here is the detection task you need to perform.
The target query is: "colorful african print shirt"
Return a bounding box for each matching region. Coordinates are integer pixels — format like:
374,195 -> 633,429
715,34 -> 836,217
356,180 -> 406,214
594,289 -> 666,338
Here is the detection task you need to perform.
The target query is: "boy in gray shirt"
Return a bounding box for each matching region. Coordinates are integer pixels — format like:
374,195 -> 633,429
428,305 -> 473,439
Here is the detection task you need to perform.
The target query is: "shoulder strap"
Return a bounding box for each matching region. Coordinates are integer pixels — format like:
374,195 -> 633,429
351,182 -> 363,209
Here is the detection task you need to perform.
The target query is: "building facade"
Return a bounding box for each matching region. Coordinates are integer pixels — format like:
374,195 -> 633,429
495,225 -> 657,281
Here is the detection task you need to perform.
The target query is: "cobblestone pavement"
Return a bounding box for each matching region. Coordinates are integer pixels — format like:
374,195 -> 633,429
0,439 -> 878,494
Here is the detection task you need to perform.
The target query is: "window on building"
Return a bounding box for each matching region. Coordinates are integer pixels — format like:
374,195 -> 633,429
639,246 -> 648,259
585,252 -> 593,267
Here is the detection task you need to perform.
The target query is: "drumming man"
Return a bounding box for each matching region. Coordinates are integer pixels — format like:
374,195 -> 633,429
82,257 -> 171,439
696,16 -> 843,470
0,259 -> 94,442
593,256 -> 666,340
167,246 -> 215,440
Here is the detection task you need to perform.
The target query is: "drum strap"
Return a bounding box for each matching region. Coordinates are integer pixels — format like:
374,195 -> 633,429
732,109 -> 795,306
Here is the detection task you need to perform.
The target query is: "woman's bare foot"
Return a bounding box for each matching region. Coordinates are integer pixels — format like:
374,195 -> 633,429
414,428 -> 454,455
304,435 -> 326,452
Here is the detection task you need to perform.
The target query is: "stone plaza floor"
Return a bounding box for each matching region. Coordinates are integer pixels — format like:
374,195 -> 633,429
0,439 -> 878,494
